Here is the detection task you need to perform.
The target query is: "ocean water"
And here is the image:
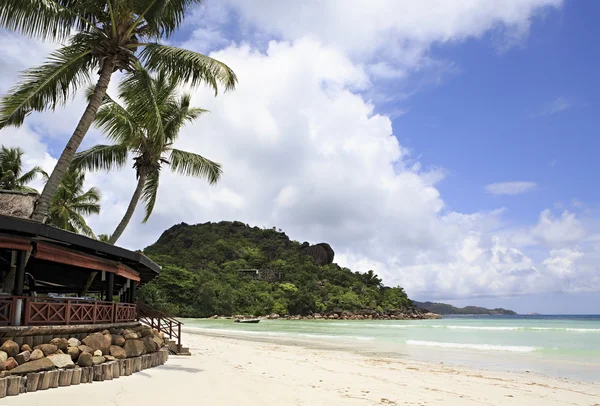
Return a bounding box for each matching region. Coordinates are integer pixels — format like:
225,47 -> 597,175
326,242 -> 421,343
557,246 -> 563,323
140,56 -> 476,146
182,315 -> 600,382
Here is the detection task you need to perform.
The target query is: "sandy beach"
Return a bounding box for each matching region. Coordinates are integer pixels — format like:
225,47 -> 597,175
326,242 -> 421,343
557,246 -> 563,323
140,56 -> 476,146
3,330 -> 598,406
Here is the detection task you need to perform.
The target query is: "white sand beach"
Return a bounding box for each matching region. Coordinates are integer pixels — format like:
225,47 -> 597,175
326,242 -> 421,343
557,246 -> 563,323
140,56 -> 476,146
5,331 -> 599,406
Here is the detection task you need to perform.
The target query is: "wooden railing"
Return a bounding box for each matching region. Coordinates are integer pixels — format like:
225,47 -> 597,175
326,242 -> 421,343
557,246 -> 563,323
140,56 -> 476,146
137,302 -> 183,353
0,296 -> 137,326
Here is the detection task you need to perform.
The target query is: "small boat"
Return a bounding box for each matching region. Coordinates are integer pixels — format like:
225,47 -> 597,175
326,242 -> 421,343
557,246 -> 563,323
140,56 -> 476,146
234,318 -> 261,324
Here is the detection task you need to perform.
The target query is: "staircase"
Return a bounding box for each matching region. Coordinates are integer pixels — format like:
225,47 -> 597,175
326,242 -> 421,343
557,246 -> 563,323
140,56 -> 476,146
137,302 -> 191,356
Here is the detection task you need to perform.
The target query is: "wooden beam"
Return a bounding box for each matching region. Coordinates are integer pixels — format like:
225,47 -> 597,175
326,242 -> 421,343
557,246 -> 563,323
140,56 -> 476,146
0,235 -> 32,251
32,242 -> 141,282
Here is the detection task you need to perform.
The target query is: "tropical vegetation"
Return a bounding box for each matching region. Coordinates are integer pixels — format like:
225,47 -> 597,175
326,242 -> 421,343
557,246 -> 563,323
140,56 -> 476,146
0,0 -> 237,223
73,67 -> 221,245
46,168 -> 101,237
139,221 -> 412,317
0,146 -> 46,192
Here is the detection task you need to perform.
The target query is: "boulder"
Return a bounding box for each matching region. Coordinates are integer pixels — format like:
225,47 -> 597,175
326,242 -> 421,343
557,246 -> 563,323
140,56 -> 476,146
4,357 -> 18,370
82,333 -> 111,355
152,336 -> 164,349
47,353 -> 75,369
77,352 -> 93,367
67,337 -> 81,347
15,350 -> 30,365
104,355 -> 116,362
93,349 -> 102,356
111,334 -> 125,347
67,346 -> 80,360
0,350 -> 7,363
20,344 -> 32,353
101,329 -> 110,335
0,340 -> 19,358
29,349 -> 44,361
92,355 -> 105,365
123,332 -> 139,340
142,336 -> 158,353
109,345 -> 127,360
0,361 -> 4,372
123,339 -> 144,358
140,328 -> 153,338
78,345 -> 94,354
35,344 -> 58,356
49,337 -> 69,352
9,357 -> 56,375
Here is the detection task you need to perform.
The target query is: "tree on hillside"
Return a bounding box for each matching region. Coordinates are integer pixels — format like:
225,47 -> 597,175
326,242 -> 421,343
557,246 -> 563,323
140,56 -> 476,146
0,0 -> 237,223
46,168 -> 100,237
0,145 -> 46,191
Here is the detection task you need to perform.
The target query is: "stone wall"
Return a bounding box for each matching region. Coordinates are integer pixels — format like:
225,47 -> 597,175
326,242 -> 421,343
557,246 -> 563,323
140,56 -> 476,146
0,324 -> 170,399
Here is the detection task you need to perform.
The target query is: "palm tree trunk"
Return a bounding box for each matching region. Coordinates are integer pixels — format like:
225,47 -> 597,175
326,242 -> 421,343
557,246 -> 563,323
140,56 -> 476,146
32,58 -> 116,223
80,173 -> 147,296
109,173 -> 147,244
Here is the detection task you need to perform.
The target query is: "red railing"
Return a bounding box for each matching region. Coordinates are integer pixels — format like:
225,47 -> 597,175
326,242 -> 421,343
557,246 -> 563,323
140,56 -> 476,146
137,302 -> 183,353
0,296 -> 137,326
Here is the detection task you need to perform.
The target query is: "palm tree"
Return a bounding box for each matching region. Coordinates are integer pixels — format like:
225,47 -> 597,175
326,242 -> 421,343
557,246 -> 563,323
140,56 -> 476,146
0,0 -> 237,223
0,145 -> 46,191
46,168 -> 100,237
74,67 -> 221,293
74,67 -> 221,244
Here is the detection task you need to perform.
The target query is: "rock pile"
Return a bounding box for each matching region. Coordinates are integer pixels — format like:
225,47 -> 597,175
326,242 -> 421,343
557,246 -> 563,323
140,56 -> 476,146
0,324 -> 166,378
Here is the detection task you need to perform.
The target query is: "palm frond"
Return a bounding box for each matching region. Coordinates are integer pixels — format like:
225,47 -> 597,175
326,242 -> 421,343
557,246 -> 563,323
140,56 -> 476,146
72,144 -> 129,172
129,0 -> 204,38
168,148 -> 222,184
70,212 -> 96,237
0,40 -> 93,128
0,0 -> 101,41
17,165 -> 46,185
94,96 -> 143,144
140,170 -> 159,223
138,44 -> 237,95
119,66 -> 166,145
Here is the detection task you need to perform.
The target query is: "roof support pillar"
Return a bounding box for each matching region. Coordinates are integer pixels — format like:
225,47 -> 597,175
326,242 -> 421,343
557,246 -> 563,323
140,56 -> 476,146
13,250 -> 26,296
106,272 -> 114,302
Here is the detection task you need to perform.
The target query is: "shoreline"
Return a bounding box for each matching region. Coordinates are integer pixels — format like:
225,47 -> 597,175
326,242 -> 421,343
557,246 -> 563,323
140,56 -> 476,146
8,331 -> 599,405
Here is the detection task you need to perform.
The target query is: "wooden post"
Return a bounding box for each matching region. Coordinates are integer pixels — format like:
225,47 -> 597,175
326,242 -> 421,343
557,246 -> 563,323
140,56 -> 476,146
59,369 -> 73,386
48,370 -> 59,388
0,377 -> 6,398
103,363 -> 113,380
38,371 -> 49,390
93,364 -> 104,381
106,272 -> 114,302
26,373 -> 40,392
112,361 -> 120,379
117,359 -> 124,376
19,376 -> 27,393
133,357 -> 141,373
65,299 -> 71,325
71,368 -> 82,385
124,359 -> 133,376
6,376 -> 21,396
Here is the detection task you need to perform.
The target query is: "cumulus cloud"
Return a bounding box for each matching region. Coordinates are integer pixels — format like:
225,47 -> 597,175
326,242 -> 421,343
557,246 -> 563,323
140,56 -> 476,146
485,181 -> 537,195
4,0 -> 598,301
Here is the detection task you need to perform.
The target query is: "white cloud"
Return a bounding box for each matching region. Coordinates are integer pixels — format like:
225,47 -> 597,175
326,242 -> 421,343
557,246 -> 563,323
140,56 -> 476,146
4,0 -> 598,301
485,181 -> 537,195
532,96 -> 571,117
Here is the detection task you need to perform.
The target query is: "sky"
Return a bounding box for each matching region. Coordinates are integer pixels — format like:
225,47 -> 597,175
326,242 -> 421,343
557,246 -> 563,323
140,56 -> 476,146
1,0 -> 599,314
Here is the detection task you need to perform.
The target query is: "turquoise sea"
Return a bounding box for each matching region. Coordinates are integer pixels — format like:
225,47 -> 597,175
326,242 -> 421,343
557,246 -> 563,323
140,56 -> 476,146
182,315 -> 600,382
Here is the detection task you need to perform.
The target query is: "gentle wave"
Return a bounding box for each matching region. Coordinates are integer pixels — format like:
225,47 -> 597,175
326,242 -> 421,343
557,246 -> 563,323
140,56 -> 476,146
317,323 -> 600,332
406,340 -> 538,352
184,326 -> 375,341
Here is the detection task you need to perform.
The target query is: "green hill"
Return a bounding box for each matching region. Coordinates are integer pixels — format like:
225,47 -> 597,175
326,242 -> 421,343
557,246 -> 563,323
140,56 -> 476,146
139,221 -> 416,318
414,301 -> 516,315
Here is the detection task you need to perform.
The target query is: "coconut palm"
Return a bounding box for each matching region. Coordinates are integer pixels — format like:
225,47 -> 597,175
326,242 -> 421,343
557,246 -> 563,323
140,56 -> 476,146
0,0 -> 237,223
74,66 -> 221,244
0,145 -> 46,191
46,168 -> 100,237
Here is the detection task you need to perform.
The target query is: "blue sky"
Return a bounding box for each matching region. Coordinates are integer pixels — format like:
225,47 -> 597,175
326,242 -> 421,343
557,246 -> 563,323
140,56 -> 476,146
2,1 -> 598,314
